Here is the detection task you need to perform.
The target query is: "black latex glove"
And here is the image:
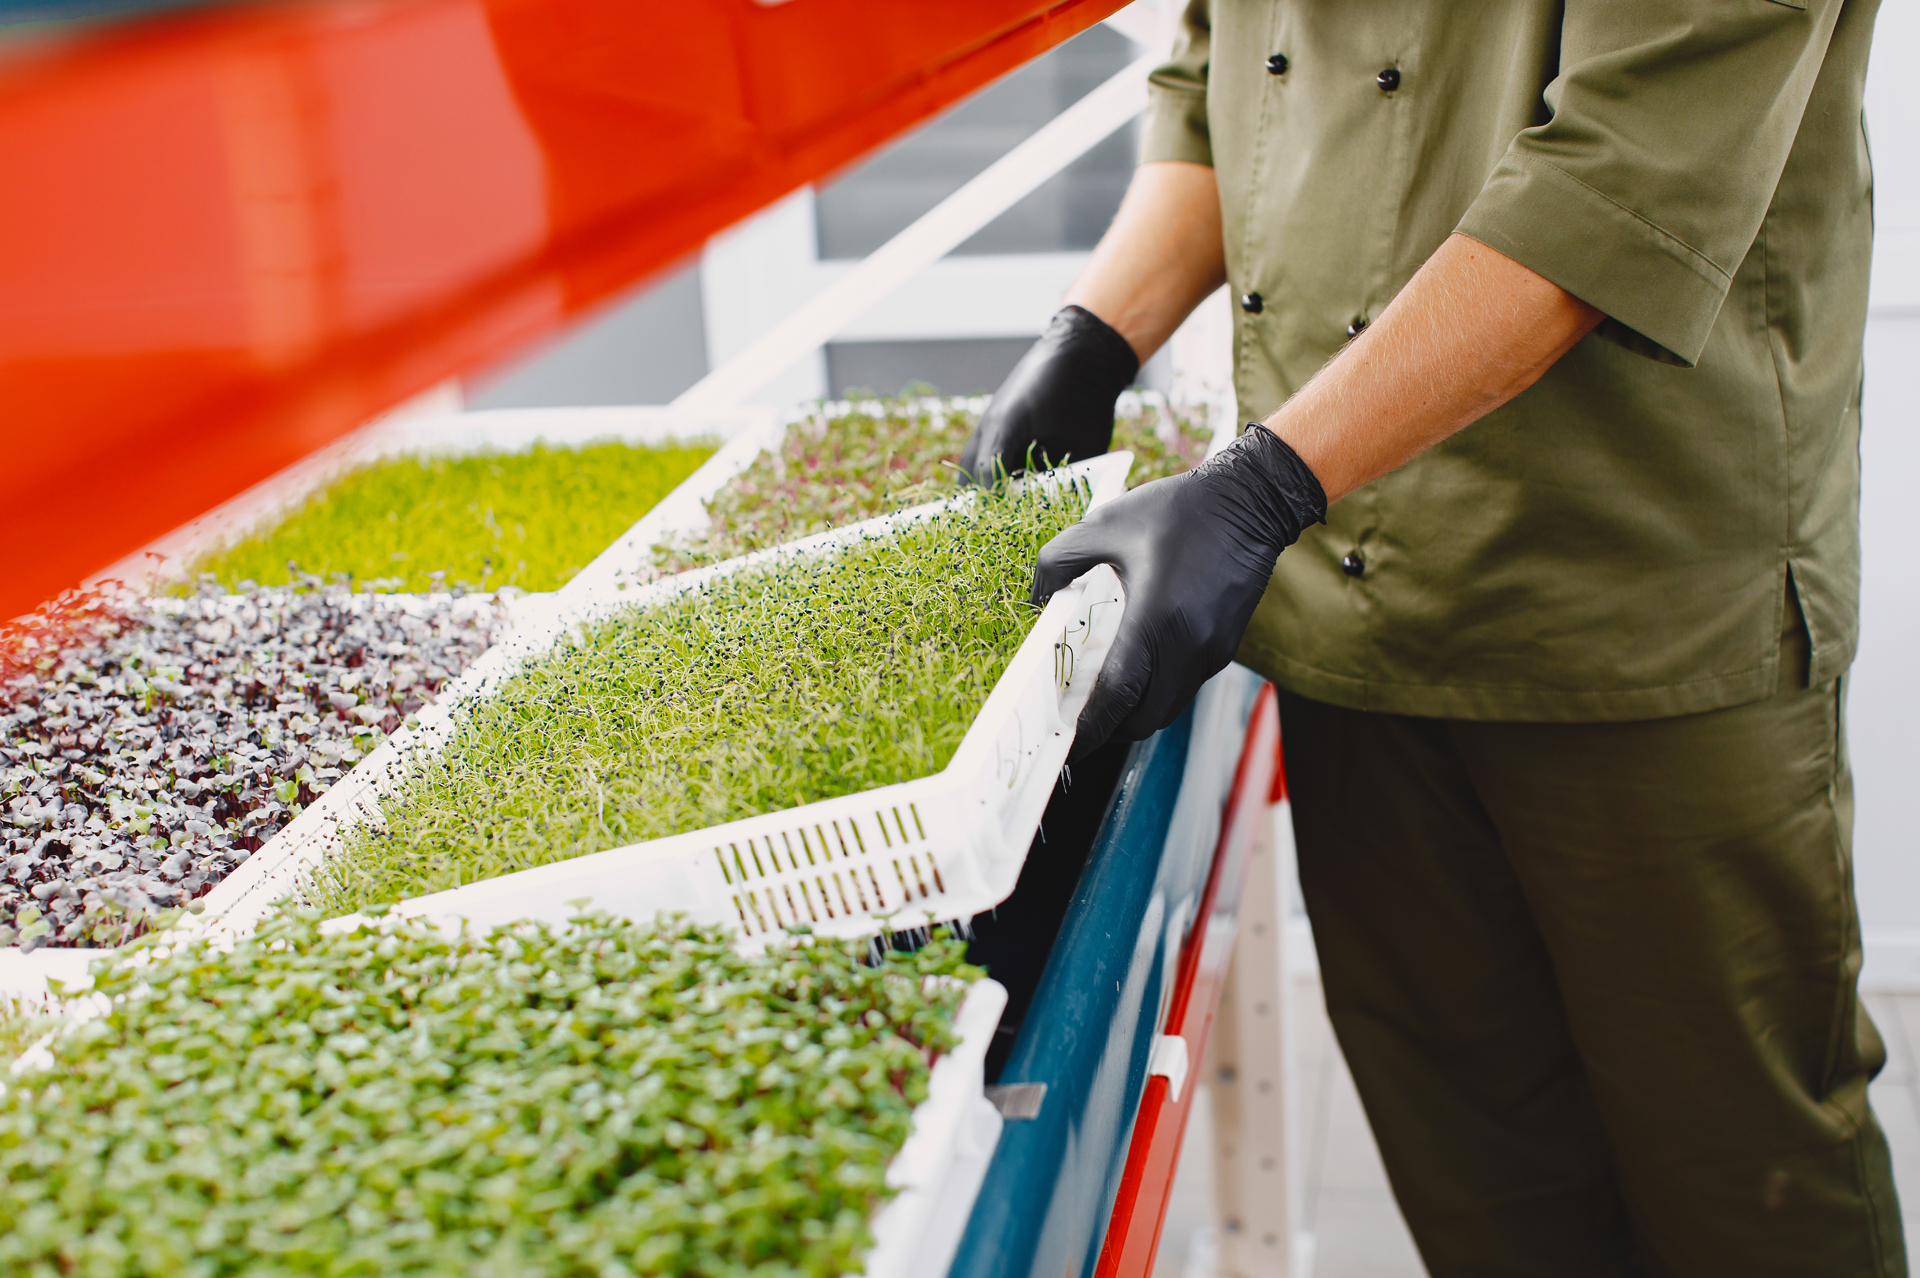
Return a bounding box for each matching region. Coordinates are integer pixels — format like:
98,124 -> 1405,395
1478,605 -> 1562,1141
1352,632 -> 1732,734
959,305 -> 1139,482
1031,425 -> 1328,753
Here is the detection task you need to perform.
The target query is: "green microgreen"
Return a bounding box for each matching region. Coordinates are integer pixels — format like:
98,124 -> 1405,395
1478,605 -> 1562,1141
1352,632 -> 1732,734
0,999 -> 55,1061
309,480 -> 1088,913
650,393 -> 1208,574
0,911 -> 979,1276
190,439 -> 716,595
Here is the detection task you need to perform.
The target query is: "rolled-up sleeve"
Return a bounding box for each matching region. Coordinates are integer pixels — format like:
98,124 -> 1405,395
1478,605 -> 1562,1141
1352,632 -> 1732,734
1456,0 -> 1844,367
1140,0 -> 1213,167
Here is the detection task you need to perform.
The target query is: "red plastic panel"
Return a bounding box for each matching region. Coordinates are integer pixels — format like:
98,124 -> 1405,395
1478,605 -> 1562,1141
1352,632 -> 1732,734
1095,682 -> 1280,1278
0,0 -> 1123,618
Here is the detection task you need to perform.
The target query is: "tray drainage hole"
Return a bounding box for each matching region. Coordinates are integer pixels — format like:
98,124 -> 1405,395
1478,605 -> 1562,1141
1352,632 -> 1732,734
841,870 -> 869,914
808,877 -> 836,919
742,891 -> 768,933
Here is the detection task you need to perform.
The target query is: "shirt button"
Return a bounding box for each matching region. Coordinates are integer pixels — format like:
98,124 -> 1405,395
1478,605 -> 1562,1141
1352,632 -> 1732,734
1346,316 -> 1369,339
1342,552 -> 1366,578
1265,53 -> 1289,75
1376,67 -> 1401,92
1240,292 -> 1265,314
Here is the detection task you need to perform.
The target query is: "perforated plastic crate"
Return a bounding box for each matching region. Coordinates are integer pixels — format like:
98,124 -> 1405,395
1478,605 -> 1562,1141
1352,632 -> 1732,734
4,951 -> 1012,1278
203,452 -> 1130,949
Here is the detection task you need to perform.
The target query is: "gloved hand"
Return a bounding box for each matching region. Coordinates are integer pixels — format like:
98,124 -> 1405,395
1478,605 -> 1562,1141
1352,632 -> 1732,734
959,305 -> 1139,482
1031,424 -> 1327,752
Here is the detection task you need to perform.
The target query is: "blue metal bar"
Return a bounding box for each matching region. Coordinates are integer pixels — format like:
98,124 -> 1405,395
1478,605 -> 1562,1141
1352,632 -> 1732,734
951,666 -> 1263,1278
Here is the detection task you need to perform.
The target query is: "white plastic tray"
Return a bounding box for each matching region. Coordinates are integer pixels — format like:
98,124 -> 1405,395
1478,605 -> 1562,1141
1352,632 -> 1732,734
859,977 -> 1008,1278
559,395 -> 977,602
204,451 -> 1131,949
89,401 -> 772,596
5,958 -> 1009,1278
562,389 -> 1221,603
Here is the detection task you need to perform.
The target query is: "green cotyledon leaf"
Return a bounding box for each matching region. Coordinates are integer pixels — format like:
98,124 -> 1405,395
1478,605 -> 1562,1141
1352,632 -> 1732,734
0,911 -> 980,1278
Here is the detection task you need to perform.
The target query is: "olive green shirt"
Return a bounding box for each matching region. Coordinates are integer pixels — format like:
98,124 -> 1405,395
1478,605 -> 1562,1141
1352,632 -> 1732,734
1143,0 -> 1879,721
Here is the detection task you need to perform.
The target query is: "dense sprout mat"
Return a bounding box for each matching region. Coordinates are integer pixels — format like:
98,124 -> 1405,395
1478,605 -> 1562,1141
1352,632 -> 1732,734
189,439 -> 716,595
0,583 -> 501,949
649,395 -> 1209,574
0,1006 -> 51,1059
0,912 -> 977,1277
308,480 -> 1089,915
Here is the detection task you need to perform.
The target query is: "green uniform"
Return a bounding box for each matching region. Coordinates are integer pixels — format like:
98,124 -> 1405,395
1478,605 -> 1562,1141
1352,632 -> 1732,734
1143,0 -> 1877,720
1284,610 -> 1900,1275
1139,0 -> 1898,1270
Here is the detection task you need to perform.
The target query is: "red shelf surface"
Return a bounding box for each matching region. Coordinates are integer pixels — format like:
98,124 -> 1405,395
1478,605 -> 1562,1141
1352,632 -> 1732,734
0,0 -> 1122,618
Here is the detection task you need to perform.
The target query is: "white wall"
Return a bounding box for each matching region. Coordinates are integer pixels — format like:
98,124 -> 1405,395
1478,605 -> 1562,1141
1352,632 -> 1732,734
469,262 -> 708,408
698,190 -> 831,409
1844,1 -> 1920,985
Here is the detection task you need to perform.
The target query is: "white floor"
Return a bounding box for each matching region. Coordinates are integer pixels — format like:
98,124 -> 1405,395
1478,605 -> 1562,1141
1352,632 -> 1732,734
1153,981 -> 1920,1278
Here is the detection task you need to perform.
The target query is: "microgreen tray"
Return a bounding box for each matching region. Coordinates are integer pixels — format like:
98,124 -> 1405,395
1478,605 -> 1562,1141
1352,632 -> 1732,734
863,976 -> 1009,1278
200,452 -> 1131,953
96,403 -> 770,596
565,390 -> 1220,600
3,914 -> 1009,1278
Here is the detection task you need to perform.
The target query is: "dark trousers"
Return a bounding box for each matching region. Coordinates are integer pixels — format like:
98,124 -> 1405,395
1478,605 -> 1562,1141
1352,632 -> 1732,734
1282,642 -> 1905,1275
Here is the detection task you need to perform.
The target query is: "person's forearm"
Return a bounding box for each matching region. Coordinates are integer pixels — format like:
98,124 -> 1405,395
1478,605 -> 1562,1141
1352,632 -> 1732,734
1064,161 -> 1227,364
1263,234 -> 1603,503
